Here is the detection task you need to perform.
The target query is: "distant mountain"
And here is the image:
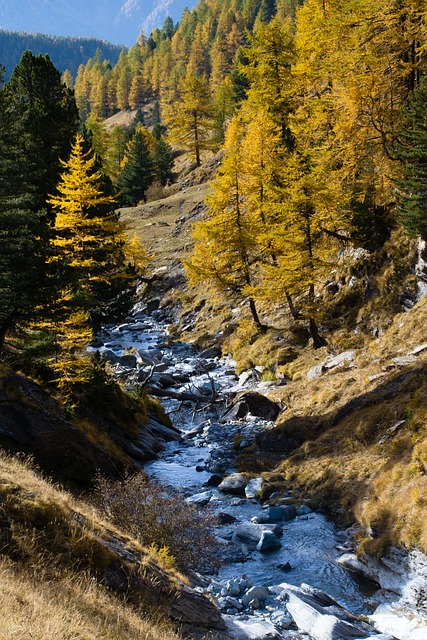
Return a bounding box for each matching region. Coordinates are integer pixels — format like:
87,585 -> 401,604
0,31 -> 124,79
0,0 -> 194,48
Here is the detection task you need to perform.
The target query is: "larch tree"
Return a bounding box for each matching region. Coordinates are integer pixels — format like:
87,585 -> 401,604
185,115 -> 264,329
165,71 -> 215,166
47,135 -> 134,393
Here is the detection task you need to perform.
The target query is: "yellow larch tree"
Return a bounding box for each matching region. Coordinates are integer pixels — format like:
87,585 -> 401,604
185,115 -> 264,329
46,135 -> 134,400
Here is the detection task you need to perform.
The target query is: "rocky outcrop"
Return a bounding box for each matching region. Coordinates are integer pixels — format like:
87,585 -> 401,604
0,369 -> 179,486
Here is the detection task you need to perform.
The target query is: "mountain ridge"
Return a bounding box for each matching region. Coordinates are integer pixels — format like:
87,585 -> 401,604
0,0 -> 194,47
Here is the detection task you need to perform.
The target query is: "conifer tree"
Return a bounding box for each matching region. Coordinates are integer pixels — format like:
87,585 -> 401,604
47,135 -> 135,395
396,76 -> 427,240
185,116 -> 264,329
0,66 -> 51,351
116,127 -> 154,204
5,51 -> 80,212
153,137 -> 174,186
165,71 -> 214,166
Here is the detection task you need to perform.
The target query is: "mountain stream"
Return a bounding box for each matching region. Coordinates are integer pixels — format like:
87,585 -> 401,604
90,306 -> 427,640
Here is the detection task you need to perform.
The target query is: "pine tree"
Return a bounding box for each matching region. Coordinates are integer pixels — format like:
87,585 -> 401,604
153,137 -> 174,186
116,127 -> 154,204
5,51 -> 80,213
0,65 -> 51,351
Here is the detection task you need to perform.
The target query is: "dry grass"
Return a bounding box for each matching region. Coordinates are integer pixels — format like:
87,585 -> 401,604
0,452 -> 197,639
249,299 -> 427,554
0,556 -> 180,640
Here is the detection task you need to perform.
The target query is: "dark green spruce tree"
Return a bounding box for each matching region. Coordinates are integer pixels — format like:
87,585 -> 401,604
4,51 -> 79,213
153,137 -> 174,186
0,65 -> 51,351
116,129 -> 154,204
396,76 -> 427,240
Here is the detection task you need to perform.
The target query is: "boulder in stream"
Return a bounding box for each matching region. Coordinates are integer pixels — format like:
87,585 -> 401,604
218,473 -> 247,496
221,392 -> 281,422
256,530 -> 281,552
279,582 -> 397,640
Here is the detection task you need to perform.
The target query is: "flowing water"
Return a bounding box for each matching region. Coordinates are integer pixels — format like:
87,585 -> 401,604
91,308 -> 427,639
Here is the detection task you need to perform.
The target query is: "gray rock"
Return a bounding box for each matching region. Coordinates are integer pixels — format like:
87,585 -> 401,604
234,522 -> 265,544
392,355 -> 417,367
248,598 -> 260,609
226,596 -> 244,610
226,579 -> 241,596
199,346 -> 222,359
241,586 -> 270,607
204,474 -> 223,487
279,582 -> 391,640
102,349 -> 120,364
224,616 -> 279,639
185,491 -> 212,506
409,343 -> 427,355
245,477 -> 264,499
297,504 -> 313,516
324,350 -> 356,370
218,473 -> 248,496
256,530 -> 282,552
255,505 -> 296,523
307,363 -> 325,380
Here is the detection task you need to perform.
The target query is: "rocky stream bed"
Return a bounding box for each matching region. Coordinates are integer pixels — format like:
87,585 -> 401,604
89,304 -> 427,640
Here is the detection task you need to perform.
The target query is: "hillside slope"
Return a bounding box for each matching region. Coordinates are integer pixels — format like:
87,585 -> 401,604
121,159 -> 427,557
0,452 -> 225,639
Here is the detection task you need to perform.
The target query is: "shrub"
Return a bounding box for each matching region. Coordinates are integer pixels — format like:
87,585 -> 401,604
93,472 -> 219,573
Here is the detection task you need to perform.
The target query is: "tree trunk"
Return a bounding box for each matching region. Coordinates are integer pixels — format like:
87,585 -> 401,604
248,298 -> 266,333
308,317 -> 327,349
285,291 -> 300,320
0,310 -> 17,354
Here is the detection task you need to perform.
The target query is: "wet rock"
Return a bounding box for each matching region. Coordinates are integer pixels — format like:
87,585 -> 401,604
277,561 -> 293,572
245,477 -> 264,499
256,530 -> 282,552
199,345 -> 222,359
185,491 -> 212,506
222,392 -> 281,422
216,512 -> 238,525
241,586 -> 270,607
157,375 -> 177,388
103,349 -> 120,364
204,474 -> 223,487
224,616 -> 279,639
254,505 -> 296,523
234,522 -> 265,544
296,505 -> 313,516
226,596 -> 244,610
119,354 -> 138,368
279,583 -> 389,640
218,473 -> 247,496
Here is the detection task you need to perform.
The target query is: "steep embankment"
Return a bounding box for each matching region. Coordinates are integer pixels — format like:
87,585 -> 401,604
0,451 -> 226,639
0,365 -> 178,486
